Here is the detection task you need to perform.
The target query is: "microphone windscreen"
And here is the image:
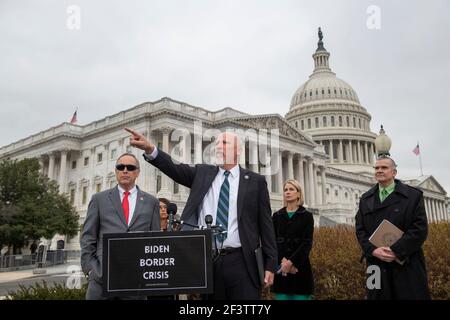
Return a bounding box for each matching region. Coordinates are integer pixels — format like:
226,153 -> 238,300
167,202 -> 177,214
205,214 -> 213,225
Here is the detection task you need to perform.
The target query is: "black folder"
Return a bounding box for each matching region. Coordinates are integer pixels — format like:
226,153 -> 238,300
255,246 -> 265,286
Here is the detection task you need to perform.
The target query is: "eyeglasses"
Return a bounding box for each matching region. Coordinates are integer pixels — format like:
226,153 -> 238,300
115,164 -> 138,171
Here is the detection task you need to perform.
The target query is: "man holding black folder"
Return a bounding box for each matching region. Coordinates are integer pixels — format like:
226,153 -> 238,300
355,156 -> 430,300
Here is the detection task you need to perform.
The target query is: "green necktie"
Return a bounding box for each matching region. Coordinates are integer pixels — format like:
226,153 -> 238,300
380,188 -> 389,202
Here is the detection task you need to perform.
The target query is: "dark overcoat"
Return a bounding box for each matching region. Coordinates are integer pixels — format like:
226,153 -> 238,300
355,179 -> 430,300
272,206 -> 314,295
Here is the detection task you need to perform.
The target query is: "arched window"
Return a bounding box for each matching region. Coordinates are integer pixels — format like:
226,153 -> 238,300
339,116 -> 343,127
301,120 -> 304,130
307,118 -> 311,129
331,116 -> 335,126
315,117 -> 319,128
323,116 -> 327,127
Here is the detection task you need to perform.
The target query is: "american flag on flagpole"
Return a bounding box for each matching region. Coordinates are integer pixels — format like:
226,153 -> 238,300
412,143 -> 420,156
70,109 -> 77,124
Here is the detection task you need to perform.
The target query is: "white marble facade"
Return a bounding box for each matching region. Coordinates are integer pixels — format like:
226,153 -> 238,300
0,32 -> 448,251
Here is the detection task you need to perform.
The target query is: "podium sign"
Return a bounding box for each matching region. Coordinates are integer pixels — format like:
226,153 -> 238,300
102,230 -> 213,297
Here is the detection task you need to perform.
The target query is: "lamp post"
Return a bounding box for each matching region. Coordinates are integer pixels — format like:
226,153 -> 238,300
374,125 -> 392,157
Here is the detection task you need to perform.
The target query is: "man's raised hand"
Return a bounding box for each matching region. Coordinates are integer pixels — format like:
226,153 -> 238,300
124,128 -> 154,154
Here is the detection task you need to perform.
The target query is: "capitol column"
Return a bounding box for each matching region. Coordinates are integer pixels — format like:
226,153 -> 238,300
338,140 -> 344,163
348,140 -> 353,164
48,152 -> 56,180
428,199 -> 434,222
364,142 -> 369,164
145,130 -> 157,194
249,138 -> 259,173
424,198 -> 431,222
264,148 -> 272,193
194,133 -> 203,164
303,159 -> 310,205
435,201 -> 440,221
431,200 -> 437,222
276,151 -> 284,194
429,199 -> 435,222
297,155 -> 305,195
239,139 -> 247,169
313,165 -> 319,204
357,141 -> 362,164
320,166 -> 327,204
329,140 -> 334,163
435,200 -> 441,222
287,152 -> 294,180
442,202 -> 447,221
58,149 -> 68,193
368,142 -> 374,164
307,158 -> 316,206
159,127 -> 172,196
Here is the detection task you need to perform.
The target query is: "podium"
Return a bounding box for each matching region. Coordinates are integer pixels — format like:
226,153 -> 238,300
102,230 -> 213,298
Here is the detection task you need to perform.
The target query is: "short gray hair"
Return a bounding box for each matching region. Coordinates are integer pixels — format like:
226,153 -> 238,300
116,153 -> 140,169
376,155 -> 397,169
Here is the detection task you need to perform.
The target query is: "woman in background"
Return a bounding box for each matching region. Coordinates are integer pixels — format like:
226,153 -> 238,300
159,198 -> 170,231
272,179 -> 314,300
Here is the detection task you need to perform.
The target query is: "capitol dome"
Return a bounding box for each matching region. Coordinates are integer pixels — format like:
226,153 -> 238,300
290,75 -> 360,108
285,28 -> 377,174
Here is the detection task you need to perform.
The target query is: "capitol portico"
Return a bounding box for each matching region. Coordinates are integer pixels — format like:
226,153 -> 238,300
0,29 -> 448,251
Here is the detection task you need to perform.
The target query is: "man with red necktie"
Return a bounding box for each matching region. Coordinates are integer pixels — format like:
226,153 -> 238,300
81,153 -> 160,300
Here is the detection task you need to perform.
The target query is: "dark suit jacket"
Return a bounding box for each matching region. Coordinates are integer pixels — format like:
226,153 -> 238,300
355,179 -> 430,299
80,185 -> 160,282
145,149 -> 277,288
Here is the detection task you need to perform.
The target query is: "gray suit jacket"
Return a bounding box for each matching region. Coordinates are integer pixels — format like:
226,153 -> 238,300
80,185 -> 159,282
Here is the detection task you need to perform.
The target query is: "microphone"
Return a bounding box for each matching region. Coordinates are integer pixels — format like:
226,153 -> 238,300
167,203 -> 177,231
205,215 -> 213,230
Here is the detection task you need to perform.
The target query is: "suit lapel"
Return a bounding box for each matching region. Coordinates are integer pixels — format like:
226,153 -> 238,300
237,167 -> 249,221
109,186 -> 127,226
129,188 -> 145,228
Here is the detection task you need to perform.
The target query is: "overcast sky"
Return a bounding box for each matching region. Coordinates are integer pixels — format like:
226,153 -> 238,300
1,0 -> 449,192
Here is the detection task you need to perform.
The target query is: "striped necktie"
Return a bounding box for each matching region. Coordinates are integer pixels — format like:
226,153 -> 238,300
216,170 -> 230,242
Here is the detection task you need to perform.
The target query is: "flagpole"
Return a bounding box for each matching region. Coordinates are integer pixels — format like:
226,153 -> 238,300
418,141 -> 423,176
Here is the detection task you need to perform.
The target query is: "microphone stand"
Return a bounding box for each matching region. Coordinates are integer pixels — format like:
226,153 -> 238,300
167,212 -> 174,231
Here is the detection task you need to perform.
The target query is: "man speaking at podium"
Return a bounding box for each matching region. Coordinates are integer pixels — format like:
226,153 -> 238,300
126,128 -> 277,300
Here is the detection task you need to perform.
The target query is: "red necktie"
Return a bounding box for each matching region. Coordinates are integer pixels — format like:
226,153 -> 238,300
122,191 -> 130,225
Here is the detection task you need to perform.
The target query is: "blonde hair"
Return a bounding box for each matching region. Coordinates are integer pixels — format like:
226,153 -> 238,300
283,179 -> 304,207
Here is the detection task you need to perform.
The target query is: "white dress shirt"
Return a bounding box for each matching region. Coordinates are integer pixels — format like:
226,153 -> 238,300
117,185 -> 138,225
146,148 -> 241,248
198,165 -> 241,248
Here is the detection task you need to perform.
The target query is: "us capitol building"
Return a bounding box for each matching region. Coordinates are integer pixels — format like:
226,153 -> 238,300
1,30 -> 448,251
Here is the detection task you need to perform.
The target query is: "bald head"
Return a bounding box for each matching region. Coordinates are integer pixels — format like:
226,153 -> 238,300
215,132 -> 242,169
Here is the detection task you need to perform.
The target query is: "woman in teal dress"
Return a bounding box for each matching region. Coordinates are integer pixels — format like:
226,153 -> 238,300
272,179 -> 314,300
